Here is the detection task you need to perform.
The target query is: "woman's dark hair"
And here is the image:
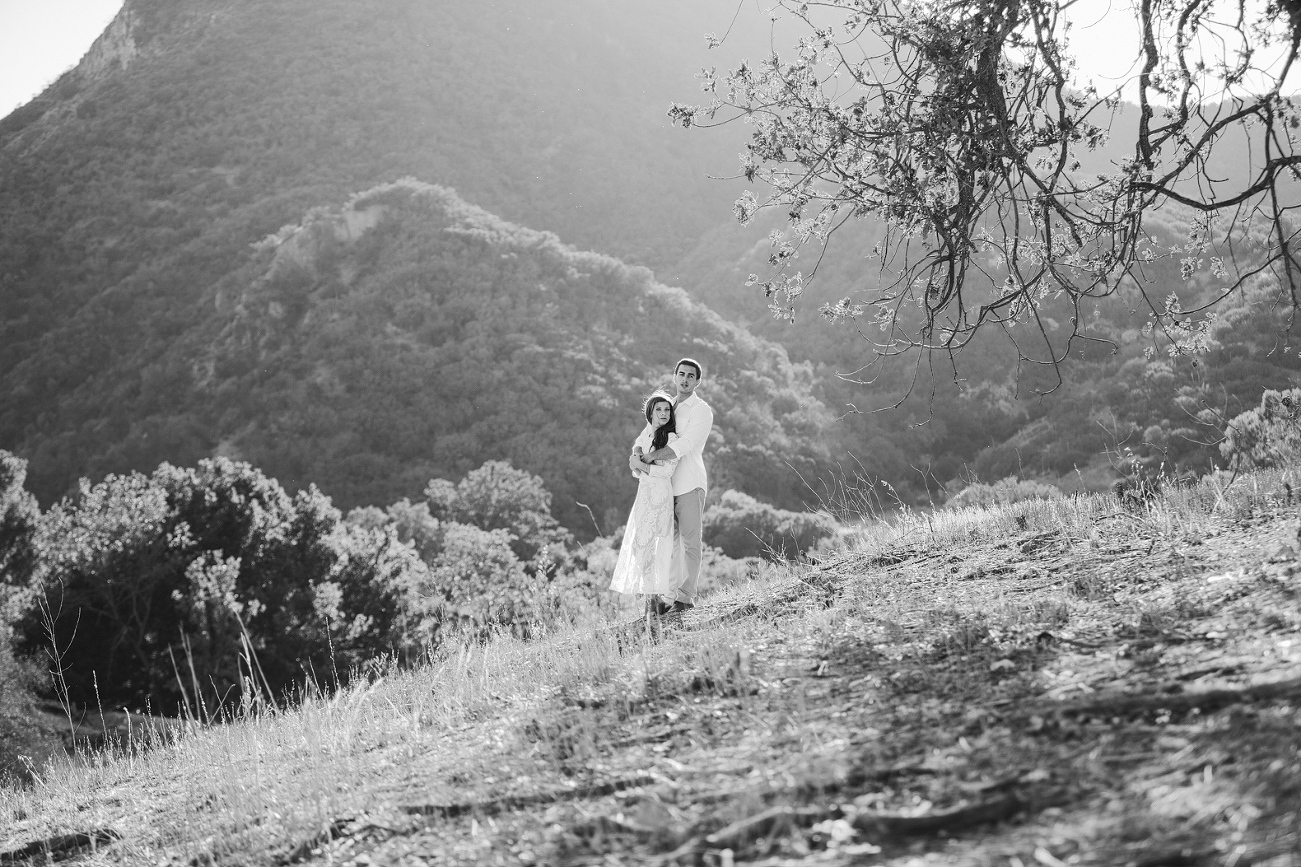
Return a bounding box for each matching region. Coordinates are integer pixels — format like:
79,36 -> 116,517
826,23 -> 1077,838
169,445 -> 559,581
647,398 -> 677,451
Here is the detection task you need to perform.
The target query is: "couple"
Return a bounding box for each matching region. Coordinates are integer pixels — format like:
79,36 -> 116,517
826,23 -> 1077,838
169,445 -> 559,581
609,358 -> 714,616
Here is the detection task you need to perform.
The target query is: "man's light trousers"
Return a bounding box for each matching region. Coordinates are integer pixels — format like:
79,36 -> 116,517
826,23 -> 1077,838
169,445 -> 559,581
673,488 -> 705,604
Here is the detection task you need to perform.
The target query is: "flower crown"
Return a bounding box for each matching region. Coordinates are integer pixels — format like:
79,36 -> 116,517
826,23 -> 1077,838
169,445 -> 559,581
641,388 -> 675,422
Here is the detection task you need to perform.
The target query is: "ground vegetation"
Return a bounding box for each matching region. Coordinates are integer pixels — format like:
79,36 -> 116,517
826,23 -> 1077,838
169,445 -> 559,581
0,447 -> 795,726
2,467 -> 1299,864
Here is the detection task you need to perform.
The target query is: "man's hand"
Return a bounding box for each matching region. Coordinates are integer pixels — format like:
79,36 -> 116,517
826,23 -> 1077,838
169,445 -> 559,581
629,446 -> 645,475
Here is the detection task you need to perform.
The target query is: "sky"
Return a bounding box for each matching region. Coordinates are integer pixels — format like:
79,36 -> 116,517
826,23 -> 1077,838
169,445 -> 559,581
0,0 -> 123,118
0,0 -> 1285,121
0,0 -> 1146,121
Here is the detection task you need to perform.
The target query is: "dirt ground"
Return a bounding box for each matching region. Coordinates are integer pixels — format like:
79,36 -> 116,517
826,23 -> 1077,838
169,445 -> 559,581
262,493 -> 1301,867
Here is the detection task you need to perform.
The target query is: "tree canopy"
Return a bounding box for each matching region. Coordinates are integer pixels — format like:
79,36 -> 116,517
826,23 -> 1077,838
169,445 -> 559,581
671,0 -> 1301,385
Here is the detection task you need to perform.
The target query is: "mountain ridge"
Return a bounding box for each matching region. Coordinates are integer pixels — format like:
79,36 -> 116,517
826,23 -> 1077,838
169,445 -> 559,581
6,174 -> 837,533
3,0 -> 1298,519
1,0 -> 817,524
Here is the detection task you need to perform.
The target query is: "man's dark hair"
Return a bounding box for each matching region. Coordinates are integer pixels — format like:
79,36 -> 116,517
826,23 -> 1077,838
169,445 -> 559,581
675,357 -> 703,381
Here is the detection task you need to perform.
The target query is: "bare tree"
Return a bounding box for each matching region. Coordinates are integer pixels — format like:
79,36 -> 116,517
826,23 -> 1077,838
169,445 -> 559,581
670,0 -> 1301,387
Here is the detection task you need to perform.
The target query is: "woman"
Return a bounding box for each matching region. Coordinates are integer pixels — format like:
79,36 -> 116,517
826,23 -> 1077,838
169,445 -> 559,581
609,390 -> 682,608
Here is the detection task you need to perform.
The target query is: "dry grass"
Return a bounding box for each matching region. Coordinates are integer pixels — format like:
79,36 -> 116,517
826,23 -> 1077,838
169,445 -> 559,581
0,561 -> 807,863
2,468 -> 1299,865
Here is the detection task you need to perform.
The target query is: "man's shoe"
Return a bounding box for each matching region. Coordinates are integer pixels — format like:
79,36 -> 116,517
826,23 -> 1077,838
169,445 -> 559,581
669,601 -> 695,614
647,598 -> 672,617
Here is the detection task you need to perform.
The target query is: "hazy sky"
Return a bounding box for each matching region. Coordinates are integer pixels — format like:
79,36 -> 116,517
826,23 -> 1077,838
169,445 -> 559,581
0,0 -> 1278,123
0,0 -> 1145,121
0,0 -> 123,117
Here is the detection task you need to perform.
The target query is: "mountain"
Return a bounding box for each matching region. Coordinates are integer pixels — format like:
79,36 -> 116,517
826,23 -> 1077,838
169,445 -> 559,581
0,0 -> 824,522
6,173 -> 835,532
5,0 -> 1295,517
2,0 -> 759,271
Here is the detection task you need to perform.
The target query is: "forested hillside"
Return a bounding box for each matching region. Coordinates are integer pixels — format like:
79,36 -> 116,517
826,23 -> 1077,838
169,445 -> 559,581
5,177 -> 834,532
2,0 -> 1298,523
669,201 -> 1301,493
0,0 -> 812,525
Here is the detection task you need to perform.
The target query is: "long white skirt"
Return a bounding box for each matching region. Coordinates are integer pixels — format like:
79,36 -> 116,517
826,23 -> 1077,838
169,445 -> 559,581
609,473 -> 682,596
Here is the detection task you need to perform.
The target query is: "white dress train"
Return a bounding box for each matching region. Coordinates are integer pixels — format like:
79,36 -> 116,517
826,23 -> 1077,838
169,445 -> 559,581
609,432 -> 682,596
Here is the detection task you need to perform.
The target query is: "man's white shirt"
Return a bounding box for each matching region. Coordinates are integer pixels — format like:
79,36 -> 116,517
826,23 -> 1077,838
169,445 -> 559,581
666,392 -> 712,496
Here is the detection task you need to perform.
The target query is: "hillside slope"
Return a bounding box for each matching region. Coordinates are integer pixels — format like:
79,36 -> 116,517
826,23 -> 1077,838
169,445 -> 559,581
2,473 -> 1298,864
0,0 -> 752,273
6,179 -> 834,531
0,0 -> 777,513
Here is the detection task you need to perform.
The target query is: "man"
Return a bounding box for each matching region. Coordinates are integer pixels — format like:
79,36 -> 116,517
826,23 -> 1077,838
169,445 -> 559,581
633,358 -> 713,614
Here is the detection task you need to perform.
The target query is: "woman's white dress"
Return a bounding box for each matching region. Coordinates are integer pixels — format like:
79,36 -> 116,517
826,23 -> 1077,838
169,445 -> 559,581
609,431 -> 682,596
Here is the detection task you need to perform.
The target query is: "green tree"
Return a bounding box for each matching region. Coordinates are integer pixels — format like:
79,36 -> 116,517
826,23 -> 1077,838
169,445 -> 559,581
425,461 -> 572,563
381,498 -> 445,564
703,489 -> 838,559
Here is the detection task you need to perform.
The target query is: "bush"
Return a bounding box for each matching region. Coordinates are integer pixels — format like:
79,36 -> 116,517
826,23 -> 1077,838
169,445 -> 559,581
0,452 -> 40,591
414,523 -> 535,641
20,458 -> 421,711
0,452 -> 65,781
1221,388 -> 1301,469
362,465 -> 603,642
945,476 -> 1063,509
0,619 -> 62,784
697,546 -> 762,594
703,490 -> 838,559
381,498 -> 445,563
425,460 -> 572,562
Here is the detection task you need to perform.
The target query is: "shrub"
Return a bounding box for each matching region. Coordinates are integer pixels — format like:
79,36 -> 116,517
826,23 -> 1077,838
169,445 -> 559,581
0,451 -> 40,591
1221,388 -> 1301,469
0,618 -> 61,783
425,461 -> 572,561
703,490 -> 838,559
697,546 -> 762,594
20,459 -> 420,711
380,498 -> 444,563
414,523 -> 535,642
354,470 -> 603,643
0,450 -> 46,775
945,476 -> 1063,509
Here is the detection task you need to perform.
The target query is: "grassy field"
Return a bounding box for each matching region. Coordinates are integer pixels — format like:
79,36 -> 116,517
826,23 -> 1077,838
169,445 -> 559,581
2,469 -> 1300,866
